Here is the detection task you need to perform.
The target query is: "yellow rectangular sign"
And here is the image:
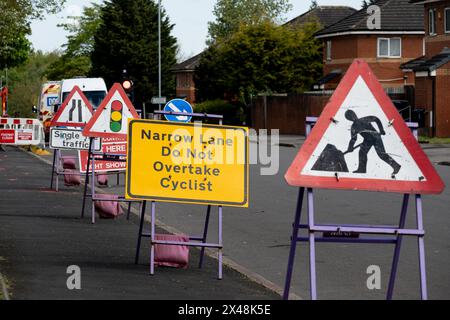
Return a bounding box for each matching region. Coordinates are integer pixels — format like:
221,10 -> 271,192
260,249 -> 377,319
126,120 -> 249,207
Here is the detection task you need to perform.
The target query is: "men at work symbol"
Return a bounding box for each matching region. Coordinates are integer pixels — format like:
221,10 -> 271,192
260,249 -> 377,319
344,110 -> 401,176
312,110 -> 401,178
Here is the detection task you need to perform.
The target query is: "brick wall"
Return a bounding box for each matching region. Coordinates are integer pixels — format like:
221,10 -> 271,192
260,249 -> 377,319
174,71 -> 196,104
436,66 -> 450,137
323,34 -> 424,89
424,1 -> 450,57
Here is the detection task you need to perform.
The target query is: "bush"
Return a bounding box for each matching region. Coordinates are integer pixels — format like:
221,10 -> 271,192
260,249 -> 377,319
194,99 -> 245,125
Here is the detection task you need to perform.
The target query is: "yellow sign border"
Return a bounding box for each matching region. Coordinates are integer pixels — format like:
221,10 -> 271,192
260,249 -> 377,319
126,119 -> 249,207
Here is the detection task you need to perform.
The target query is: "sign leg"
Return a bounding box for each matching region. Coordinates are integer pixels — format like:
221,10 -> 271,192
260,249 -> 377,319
218,206 -> 223,280
415,194 -> 427,300
307,188 -> 317,300
81,138 -> 93,218
91,152 -> 96,224
50,149 -> 57,189
387,194 -> 409,300
283,187 -> 305,300
55,149 -> 60,192
126,202 -> 132,220
150,201 -> 156,275
135,201 -> 147,264
199,205 -> 212,269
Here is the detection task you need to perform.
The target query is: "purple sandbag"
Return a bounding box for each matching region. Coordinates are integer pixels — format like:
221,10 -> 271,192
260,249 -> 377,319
94,194 -> 122,219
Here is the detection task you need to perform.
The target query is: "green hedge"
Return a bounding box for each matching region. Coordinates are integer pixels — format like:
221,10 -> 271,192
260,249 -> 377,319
194,99 -> 245,125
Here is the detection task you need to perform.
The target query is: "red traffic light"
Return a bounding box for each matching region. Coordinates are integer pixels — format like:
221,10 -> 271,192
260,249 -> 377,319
122,80 -> 133,90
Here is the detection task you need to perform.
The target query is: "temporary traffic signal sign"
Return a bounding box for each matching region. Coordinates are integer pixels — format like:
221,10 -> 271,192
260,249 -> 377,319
50,86 -> 94,128
83,83 -> 140,138
285,59 -> 445,194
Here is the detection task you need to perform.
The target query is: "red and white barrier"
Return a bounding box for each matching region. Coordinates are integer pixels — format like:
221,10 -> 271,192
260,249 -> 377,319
0,118 -> 45,146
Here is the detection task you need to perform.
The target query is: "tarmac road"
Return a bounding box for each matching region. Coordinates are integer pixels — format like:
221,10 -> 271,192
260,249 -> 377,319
22,136 -> 450,300
0,147 -> 279,300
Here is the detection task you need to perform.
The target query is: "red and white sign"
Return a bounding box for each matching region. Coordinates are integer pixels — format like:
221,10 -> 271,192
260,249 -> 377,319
285,59 -> 445,194
0,118 -> 44,146
18,131 -> 33,141
0,130 -> 15,144
78,137 -> 127,173
82,83 -> 139,138
50,86 -> 95,128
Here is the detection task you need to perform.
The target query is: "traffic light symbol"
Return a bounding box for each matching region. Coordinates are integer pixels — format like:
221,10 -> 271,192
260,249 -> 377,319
110,100 -> 123,132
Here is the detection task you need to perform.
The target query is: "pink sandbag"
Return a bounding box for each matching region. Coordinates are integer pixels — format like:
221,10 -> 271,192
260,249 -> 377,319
61,156 -> 77,169
154,234 -> 189,269
94,194 -> 123,219
64,169 -> 81,186
96,174 -> 108,186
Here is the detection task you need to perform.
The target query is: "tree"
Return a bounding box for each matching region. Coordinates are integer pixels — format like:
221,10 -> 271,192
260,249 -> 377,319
207,0 -> 292,44
196,21 -> 323,107
0,0 -> 67,69
91,0 -> 177,109
309,0 -> 318,10
362,0 -> 377,8
46,4 -> 102,79
8,51 -> 59,117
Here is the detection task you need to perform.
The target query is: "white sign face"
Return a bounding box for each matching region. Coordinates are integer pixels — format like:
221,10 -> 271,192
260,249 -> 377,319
151,97 -> 167,105
51,87 -> 94,127
50,128 -> 101,151
83,84 -> 139,138
302,76 -> 424,181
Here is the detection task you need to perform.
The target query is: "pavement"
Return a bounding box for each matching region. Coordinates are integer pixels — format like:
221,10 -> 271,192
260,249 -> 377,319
0,146 -> 280,300
3,135 -> 450,300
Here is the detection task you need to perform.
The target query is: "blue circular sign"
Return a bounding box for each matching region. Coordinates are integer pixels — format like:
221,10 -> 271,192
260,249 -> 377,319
163,99 -> 193,123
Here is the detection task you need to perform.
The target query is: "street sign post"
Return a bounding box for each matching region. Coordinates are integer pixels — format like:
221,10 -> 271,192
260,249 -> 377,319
163,99 -> 193,123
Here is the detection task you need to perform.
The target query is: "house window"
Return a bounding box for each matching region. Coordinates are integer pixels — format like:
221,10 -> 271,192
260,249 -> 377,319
445,8 -> 450,33
429,9 -> 436,35
326,41 -> 332,61
377,38 -> 401,58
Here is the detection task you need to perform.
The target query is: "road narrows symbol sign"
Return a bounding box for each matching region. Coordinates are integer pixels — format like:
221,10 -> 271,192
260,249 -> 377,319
50,86 -> 94,127
285,59 -> 445,194
125,120 -> 249,207
82,83 -> 140,138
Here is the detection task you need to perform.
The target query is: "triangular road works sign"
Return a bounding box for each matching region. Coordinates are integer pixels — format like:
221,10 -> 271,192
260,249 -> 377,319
83,83 -> 140,138
50,86 -> 94,127
285,59 -> 445,194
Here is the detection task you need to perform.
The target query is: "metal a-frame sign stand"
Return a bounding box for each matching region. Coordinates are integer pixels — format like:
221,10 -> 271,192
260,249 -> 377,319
134,110 -> 226,278
79,82 -> 142,224
282,60 -> 445,300
283,118 -> 427,300
49,86 -> 96,192
80,137 -> 134,224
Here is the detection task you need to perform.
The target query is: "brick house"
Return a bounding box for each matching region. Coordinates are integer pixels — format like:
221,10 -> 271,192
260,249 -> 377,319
314,0 -> 424,94
406,0 -> 450,137
172,6 -> 357,104
171,53 -> 202,104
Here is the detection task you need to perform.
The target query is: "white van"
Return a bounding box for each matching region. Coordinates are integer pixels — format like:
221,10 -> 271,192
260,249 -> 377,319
60,77 -> 108,109
38,81 -> 62,121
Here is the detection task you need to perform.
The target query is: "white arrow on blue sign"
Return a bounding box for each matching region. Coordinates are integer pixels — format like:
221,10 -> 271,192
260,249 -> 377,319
163,99 -> 193,123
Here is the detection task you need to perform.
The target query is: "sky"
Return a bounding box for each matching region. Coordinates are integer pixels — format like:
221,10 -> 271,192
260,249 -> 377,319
29,0 -> 363,60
